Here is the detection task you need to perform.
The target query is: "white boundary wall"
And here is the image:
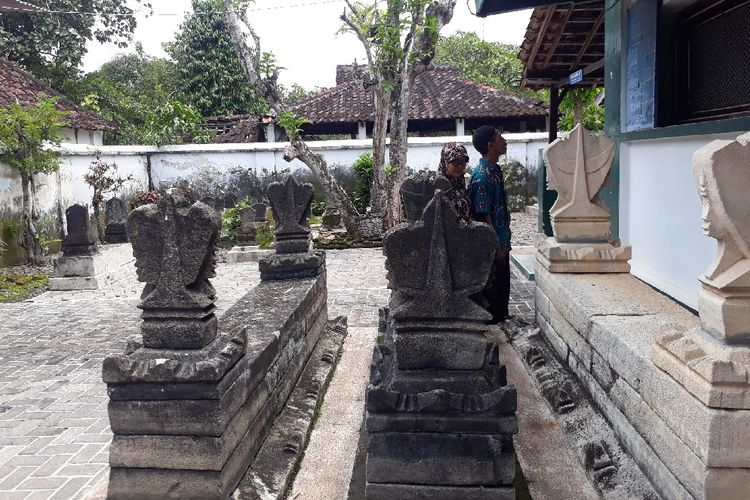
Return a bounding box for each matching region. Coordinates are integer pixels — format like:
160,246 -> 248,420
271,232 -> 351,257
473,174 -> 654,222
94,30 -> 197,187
0,133 -> 548,218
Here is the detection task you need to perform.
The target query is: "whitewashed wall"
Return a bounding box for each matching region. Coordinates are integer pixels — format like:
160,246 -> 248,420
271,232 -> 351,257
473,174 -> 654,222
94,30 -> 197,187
619,133 -> 742,310
0,133 -> 548,218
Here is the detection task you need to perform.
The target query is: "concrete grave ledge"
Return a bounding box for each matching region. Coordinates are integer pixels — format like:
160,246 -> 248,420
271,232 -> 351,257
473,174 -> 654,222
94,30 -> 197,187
535,264 -> 750,499
227,245 -> 273,263
49,243 -> 135,291
234,316 -> 348,499
104,270 -> 330,499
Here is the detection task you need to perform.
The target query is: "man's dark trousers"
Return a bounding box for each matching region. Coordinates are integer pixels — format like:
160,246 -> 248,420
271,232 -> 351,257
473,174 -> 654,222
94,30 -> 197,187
484,252 -> 510,322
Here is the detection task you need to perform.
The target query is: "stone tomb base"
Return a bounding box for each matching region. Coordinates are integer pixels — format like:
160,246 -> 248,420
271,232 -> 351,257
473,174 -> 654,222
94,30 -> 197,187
49,243 -> 134,290
536,237 -> 631,273
104,271 -> 328,499
227,245 -> 273,263
534,264 -> 750,500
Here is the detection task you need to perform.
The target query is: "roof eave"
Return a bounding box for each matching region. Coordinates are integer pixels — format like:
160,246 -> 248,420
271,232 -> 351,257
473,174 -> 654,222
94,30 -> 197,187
475,0 -> 593,17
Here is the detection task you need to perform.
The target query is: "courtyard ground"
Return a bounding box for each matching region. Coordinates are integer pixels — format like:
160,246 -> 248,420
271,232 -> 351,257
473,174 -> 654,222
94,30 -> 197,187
0,242 -> 546,500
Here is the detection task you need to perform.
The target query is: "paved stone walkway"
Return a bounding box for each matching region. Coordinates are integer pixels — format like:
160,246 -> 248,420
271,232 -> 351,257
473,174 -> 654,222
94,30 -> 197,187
0,247 -> 532,499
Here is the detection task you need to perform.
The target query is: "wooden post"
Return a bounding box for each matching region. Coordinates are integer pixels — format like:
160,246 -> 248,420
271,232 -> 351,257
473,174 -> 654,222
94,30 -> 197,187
549,86 -> 560,143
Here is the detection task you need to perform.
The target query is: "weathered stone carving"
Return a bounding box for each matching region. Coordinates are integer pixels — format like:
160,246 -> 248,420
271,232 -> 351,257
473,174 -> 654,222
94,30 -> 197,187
268,175 -> 314,254
63,204 -> 97,256
237,207 -> 257,246
653,132 -> 750,409
259,176 -> 324,280
539,124 -> 631,273
399,175 -> 451,222
127,188 -> 220,349
105,197 -> 128,243
365,191 -> 517,499
254,201 -> 268,222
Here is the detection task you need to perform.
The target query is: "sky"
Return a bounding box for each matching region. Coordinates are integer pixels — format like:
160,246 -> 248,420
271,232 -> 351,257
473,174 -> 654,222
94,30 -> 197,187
82,0 -> 532,90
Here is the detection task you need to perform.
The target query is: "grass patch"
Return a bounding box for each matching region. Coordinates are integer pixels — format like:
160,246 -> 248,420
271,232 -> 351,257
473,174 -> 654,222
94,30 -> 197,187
0,274 -> 49,303
308,215 -> 322,226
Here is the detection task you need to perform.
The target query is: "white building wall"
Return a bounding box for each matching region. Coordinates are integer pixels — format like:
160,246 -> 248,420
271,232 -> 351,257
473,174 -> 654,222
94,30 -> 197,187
1,133 -> 547,219
619,132 -> 741,310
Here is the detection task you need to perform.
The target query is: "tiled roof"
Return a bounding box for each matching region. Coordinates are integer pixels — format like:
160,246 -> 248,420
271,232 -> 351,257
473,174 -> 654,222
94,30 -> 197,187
206,114 -> 261,143
0,58 -> 116,131
293,65 -> 547,123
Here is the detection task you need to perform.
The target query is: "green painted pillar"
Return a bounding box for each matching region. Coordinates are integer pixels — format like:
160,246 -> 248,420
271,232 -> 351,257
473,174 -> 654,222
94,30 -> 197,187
602,0 -> 623,241
537,148 -> 556,237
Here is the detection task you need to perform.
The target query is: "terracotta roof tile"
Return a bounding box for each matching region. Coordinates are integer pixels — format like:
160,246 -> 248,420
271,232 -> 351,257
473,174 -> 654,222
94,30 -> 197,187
293,65 -> 547,124
0,58 -> 116,131
206,114 -> 261,143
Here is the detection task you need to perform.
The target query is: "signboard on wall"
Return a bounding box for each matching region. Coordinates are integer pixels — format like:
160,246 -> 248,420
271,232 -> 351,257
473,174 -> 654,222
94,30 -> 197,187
624,0 -> 657,132
569,69 -> 583,85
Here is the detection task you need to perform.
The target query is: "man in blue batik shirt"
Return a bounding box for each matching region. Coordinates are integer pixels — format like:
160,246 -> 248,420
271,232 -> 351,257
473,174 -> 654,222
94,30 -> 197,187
469,125 -> 511,323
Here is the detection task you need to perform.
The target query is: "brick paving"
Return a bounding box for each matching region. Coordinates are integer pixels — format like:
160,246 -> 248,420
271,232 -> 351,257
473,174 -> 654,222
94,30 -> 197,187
0,247 -> 533,499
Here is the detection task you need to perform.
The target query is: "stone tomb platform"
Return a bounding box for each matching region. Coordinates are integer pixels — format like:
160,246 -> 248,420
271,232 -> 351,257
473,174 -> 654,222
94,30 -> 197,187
49,243 -> 135,291
227,245 -> 273,263
535,264 -> 750,500
103,270 -> 329,499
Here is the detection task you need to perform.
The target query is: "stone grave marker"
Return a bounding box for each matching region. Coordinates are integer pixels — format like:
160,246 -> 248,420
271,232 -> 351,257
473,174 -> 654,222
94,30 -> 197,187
63,204 -> 97,256
399,175 -> 451,222
365,191 -> 518,499
104,197 -> 128,243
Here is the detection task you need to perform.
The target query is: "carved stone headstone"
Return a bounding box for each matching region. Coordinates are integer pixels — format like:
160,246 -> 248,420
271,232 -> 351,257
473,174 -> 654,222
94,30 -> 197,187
365,192 -> 518,499
63,204 -> 97,256
259,176 -> 324,280
104,197 -> 128,243
399,175 -> 451,222
267,175 -> 313,254
653,132 -> 750,409
224,192 -> 238,209
321,208 -> 342,229
538,124 -> 631,272
236,207 -> 257,246
254,201 -> 268,223
127,189 -> 220,349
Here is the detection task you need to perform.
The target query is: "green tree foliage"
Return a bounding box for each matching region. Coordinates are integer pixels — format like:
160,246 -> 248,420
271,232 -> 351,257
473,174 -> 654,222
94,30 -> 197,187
165,0 -> 267,117
435,31 -> 527,92
78,47 -> 179,144
0,0 -> 151,93
350,152 -> 373,214
142,100 -> 211,146
558,87 -> 604,132
0,98 -> 67,264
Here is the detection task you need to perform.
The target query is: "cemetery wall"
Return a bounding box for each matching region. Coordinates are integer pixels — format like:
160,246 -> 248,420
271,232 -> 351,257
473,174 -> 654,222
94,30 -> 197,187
0,133 -> 547,218
618,133 -> 738,310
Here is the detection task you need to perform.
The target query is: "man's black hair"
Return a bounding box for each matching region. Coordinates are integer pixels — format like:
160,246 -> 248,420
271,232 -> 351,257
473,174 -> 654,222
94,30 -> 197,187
472,125 -> 497,156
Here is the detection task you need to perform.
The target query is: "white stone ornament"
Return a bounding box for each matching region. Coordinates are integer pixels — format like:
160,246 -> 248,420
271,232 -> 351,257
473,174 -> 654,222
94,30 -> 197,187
537,124 -> 630,273
653,132 -> 750,409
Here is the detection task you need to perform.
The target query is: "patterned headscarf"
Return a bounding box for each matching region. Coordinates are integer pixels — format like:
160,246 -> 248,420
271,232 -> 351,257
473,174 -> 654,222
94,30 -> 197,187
438,143 -> 472,222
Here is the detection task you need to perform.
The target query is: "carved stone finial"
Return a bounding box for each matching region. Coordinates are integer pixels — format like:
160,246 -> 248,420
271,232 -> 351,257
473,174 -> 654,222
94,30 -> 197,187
652,132 -> 750,410
63,204 -> 97,256
538,125 -> 630,273
544,123 -> 616,241
399,175 -> 452,222
385,191 -> 495,321
126,188 -> 220,349
267,176 -> 314,253
105,197 -> 128,243
693,132 -> 750,342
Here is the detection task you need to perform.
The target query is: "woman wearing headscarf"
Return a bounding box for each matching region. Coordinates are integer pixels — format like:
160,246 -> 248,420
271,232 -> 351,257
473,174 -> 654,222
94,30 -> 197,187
438,142 -> 472,222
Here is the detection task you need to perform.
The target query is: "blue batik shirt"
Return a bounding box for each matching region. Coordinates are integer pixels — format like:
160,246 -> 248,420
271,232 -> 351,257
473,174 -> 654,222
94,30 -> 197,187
469,158 -> 512,250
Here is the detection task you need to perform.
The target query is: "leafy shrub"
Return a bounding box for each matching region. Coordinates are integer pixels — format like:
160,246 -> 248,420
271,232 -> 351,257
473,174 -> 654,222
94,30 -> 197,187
351,152 -> 374,214
311,200 -> 326,217
255,219 -> 275,250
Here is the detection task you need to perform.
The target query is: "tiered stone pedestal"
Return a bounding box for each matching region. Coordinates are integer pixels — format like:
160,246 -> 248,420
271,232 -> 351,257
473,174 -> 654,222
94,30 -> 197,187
49,243 -> 134,290
534,265 -> 750,499
103,270 -> 328,499
365,317 -> 518,499
537,237 -> 631,274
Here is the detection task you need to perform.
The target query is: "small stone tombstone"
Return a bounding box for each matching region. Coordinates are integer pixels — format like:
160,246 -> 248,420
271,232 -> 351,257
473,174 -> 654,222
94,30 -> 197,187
127,189 -> 220,349
105,197 -> 128,244
236,207 -> 257,246
253,201 -> 267,223
399,175 -> 452,222
63,204 -> 97,256
321,208 -> 342,229
267,176 -> 314,254
224,193 -> 238,209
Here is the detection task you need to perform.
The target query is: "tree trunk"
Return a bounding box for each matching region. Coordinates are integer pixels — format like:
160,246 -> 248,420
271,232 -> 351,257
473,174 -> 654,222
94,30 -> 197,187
285,138 -> 364,237
383,75 -> 415,228
92,196 -> 104,243
20,174 -> 44,266
370,87 -> 391,216
573,93 -> 584,125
